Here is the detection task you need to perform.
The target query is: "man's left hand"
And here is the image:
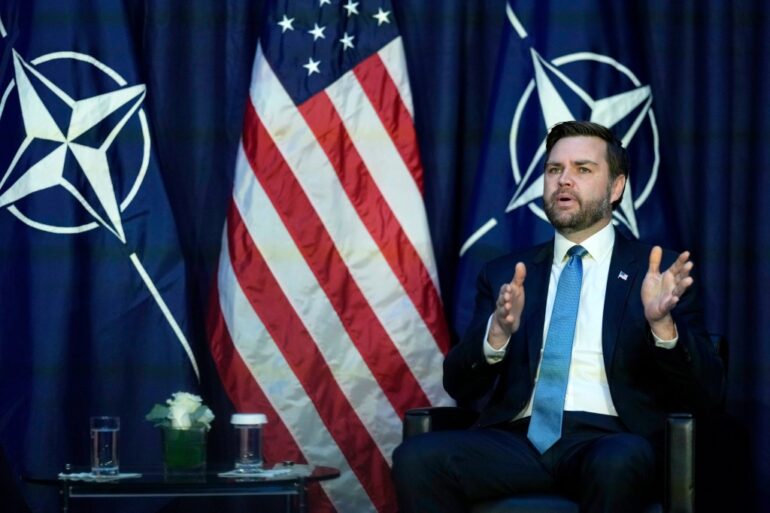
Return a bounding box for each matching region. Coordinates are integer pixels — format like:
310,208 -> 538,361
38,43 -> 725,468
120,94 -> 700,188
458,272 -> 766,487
641,246 -> 694,339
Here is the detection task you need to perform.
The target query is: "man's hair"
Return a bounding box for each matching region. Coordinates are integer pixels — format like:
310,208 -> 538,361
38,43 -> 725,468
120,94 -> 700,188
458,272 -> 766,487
545,121 -> 629,207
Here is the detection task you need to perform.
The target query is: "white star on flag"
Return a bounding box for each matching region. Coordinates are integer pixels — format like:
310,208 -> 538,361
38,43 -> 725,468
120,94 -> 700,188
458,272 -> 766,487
343,0 -> 359,17
302,57 -> 321,75
308,23 -> 326,40
339,32 -> 355,50
373,8 -> 391,25
277,15 -> 294,33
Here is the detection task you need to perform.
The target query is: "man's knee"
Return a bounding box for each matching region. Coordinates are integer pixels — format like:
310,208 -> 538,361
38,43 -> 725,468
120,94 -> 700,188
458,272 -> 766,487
583,434 -> 656,484
392,436 -> 420,480
392,433 -> 447,485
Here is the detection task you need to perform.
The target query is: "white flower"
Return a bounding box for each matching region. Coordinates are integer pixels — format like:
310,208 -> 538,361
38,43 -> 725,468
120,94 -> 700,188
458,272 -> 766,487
147,391 -> 215,430
198,407 -> 215,427
168,403 -> 193,429
167,392 -> 202,414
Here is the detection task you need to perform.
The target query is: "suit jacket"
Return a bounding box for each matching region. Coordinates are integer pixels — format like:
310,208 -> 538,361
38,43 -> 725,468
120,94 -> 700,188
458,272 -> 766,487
444,229 -> 724,441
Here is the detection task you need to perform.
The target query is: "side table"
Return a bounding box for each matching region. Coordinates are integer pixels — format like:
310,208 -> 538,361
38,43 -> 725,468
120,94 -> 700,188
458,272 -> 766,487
25,464 -> 340,513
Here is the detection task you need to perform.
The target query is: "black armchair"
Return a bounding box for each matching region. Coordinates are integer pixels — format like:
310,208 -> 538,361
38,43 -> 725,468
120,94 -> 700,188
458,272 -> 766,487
401,335 -> 728,513
403,407 -> 694,513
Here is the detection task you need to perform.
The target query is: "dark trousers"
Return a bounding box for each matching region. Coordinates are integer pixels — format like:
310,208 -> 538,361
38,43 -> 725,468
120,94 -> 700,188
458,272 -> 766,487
392,412 -> 657,513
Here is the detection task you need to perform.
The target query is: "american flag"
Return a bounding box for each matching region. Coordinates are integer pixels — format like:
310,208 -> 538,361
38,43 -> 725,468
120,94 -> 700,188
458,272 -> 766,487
207,1 -> 452,511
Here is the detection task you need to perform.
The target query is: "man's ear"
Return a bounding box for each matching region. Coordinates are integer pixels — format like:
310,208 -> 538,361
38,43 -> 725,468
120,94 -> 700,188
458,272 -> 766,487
611,175 -> 627,205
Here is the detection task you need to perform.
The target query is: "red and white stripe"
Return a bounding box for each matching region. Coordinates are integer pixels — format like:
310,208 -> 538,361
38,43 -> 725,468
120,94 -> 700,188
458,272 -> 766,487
209,37 -> 451,513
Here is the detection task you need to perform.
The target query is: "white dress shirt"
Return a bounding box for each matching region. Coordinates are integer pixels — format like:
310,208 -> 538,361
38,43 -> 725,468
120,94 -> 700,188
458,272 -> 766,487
483,222 -> 677,419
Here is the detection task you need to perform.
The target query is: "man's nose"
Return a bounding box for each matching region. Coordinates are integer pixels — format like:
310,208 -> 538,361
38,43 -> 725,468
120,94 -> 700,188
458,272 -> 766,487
558,168 -> 575,185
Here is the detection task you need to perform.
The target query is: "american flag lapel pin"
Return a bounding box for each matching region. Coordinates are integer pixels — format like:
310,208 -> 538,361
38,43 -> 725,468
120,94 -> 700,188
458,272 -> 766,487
618,271 -> 628,281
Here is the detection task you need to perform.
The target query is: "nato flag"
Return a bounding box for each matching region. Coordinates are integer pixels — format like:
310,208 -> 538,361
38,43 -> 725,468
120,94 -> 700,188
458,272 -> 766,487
0,2 -> 198,511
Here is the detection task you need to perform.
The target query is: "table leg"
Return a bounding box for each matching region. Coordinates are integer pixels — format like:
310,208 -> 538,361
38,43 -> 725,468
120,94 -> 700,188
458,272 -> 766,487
60,483 -> 70,513
296,478 -> 307,513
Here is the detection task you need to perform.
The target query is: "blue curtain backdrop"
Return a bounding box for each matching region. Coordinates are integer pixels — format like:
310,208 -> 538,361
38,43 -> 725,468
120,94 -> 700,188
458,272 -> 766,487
0,1 -> 767,512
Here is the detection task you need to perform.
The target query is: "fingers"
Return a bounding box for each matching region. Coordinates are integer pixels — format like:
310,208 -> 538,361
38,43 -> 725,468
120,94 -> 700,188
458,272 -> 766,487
644,248 -> 696,322
648,246 -> 662,275
667,250 -> 692,275
652,247 -> 696,284
499,263 -> 526,296
512,262 -> 527,286
676,250 -> 691,266
671,276 -> 694,299
496,284 -> 513,323
496,262 -> 526,325
668,250 -> 695,295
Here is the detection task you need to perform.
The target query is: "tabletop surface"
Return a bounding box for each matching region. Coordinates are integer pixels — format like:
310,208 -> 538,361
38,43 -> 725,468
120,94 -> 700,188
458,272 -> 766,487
25,464 -> 340,492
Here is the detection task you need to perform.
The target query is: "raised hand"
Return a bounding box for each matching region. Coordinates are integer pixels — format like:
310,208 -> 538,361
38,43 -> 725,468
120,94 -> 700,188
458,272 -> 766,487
641,246 -> 694,339
488,262 -> 527,349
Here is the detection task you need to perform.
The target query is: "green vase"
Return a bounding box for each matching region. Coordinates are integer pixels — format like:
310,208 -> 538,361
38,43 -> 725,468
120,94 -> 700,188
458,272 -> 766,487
162,426 -> 207,473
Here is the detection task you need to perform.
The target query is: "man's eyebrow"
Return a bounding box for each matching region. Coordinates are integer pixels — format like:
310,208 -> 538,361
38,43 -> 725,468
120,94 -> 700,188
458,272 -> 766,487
544,159 -> 599,167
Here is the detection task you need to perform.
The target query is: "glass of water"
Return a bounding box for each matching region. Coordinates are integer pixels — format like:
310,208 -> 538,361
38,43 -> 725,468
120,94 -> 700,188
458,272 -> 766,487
231,413 -> 266,472
90,416 -> 120,476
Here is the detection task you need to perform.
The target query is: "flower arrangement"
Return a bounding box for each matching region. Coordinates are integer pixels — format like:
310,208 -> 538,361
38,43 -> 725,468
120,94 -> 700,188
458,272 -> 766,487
146,391 -> 215,431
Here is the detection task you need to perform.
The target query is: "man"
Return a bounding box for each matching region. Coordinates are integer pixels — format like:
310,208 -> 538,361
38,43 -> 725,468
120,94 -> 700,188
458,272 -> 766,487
392,121 -> 724,513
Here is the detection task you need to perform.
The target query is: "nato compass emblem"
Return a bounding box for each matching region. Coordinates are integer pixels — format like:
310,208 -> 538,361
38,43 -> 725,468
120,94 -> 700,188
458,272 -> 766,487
0,18 -> 199,378
461,5 -> 660,255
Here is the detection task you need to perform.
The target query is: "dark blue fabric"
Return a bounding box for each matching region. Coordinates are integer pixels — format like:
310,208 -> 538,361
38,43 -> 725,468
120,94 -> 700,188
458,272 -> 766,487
0,2 -> 228,512
0,0 -> 200,454
393,411 -> 655,513
0,1 -> 767,512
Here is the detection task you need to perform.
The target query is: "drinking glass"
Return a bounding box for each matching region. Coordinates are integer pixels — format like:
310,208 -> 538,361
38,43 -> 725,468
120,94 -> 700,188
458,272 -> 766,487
90,416 -> 120,476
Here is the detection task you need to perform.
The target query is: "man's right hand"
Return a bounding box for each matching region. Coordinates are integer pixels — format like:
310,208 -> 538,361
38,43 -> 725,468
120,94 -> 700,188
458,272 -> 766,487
488,262 -> 527,349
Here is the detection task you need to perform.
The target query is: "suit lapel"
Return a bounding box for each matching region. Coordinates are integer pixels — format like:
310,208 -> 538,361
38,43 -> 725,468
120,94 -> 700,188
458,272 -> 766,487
527,243 -> 553,376
602,232 -> 639,373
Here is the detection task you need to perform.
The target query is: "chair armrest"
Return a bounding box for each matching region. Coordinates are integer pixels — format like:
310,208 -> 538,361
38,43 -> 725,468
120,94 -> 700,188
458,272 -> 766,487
665,413 -> 695,513
403,407 -> 479,440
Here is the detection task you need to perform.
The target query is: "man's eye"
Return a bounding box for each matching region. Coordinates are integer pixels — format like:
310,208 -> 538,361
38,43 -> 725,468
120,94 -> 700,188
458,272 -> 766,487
579,167 -> 591,173
547,167 -> 561,174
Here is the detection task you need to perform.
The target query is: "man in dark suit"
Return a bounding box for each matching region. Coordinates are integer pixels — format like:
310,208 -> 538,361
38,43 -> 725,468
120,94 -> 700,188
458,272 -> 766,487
392,121 -> 724,513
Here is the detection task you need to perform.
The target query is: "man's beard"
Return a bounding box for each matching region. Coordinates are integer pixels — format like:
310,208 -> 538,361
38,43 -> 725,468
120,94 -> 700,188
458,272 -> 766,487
544,184 -> 612,234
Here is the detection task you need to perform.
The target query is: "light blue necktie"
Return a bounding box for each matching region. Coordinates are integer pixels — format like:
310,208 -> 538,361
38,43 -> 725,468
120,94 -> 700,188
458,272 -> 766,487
527,245 -> 587,454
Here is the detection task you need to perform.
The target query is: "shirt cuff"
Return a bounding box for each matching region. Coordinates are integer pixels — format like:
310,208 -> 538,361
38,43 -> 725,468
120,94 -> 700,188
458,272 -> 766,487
652,324 -> 679,349
483,314 -> 509,363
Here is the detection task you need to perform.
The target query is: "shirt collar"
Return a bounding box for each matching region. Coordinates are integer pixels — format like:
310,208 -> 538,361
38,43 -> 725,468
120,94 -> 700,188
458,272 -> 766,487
553,222 -> 615,264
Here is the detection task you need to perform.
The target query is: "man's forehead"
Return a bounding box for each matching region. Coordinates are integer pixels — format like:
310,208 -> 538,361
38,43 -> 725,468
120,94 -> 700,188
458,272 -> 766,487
547,135 -> 607,163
